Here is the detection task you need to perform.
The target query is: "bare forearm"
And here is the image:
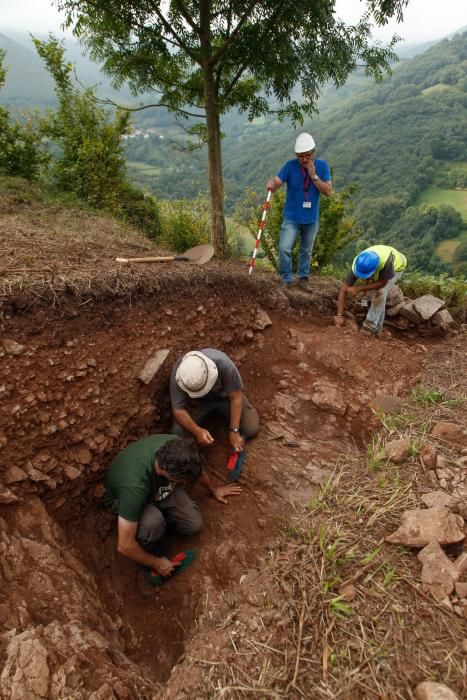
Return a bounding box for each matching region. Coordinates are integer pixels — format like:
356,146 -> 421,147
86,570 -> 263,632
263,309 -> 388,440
229,393 -> 243,429
356,281 -> 386,293
197,472 -> 216,496
337,285 -> 347,316
173,408 -> 200,437
315,179 -> 332,196
118,540 -> 160,568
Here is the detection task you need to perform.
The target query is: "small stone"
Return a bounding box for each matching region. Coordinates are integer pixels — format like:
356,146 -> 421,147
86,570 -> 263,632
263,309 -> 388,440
418,540 -> 459,600
257,519 -> 266,528
0,486 -> 19,503
64,466 -> 82,481
75,446 -> 92,465
432,308 -> 454,327
2,339 -> 26,355
4,466 -> 28,484
252,309 -> 273,330
384,438 -> 410,464
414,680 -> 459,700
338,582 -> 357,601
372,394 -> 403,413
420,442 -> 437,469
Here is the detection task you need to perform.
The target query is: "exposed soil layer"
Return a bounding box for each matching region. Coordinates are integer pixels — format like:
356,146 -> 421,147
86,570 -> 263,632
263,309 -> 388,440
0,269 -> 456,699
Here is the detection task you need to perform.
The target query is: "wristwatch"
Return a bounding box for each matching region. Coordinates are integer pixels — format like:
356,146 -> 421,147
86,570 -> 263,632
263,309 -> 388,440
312,174 -> 319,181
230,427 -> 240,433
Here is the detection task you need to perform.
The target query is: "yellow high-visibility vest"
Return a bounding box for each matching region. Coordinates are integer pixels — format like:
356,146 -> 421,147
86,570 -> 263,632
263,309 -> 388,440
352,245 -> 407,281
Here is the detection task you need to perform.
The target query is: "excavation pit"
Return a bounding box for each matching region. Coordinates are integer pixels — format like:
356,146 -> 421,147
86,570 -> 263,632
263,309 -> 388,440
0,278 -> 436,696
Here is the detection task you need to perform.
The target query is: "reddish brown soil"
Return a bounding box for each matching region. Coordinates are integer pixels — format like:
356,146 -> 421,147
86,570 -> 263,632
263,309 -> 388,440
0,269 -> 436,697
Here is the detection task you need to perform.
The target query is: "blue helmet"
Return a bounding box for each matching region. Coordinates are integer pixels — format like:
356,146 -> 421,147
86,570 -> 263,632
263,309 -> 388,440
354,251 -> 379,279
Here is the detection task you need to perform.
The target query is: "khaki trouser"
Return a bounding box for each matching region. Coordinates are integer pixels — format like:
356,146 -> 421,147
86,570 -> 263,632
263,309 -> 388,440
172,393 -> 260,439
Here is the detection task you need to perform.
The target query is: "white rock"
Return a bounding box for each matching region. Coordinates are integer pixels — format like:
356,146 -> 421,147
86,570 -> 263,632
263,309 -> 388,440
415,680 -> 459,700
413,295 -> 445,321
137,348 -> 170,384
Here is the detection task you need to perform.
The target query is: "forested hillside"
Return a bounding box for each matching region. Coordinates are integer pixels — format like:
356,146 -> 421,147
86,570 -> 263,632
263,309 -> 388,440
124,31 -> 467,274
1,29 -> 466,274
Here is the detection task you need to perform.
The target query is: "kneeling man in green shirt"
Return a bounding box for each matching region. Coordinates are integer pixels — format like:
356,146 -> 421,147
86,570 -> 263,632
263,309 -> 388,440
105,434 -> 240,579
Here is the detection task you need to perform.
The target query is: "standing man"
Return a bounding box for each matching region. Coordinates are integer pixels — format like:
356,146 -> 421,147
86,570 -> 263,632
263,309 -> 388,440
105,434 -> 241,581
267,132 -> 332,291
170,349 -> 259,451
335,245 -> 407,336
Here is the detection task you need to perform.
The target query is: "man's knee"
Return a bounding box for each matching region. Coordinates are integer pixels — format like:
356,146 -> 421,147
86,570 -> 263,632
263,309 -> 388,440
137,505 -> 166,548
241,406 -> 260,439
178,510 -> 203,536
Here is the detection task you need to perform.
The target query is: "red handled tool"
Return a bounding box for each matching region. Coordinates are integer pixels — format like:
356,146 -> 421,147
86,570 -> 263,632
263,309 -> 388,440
227,448 -> 247,482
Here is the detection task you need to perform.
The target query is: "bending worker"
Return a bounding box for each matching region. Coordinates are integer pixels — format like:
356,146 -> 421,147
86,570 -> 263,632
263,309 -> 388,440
335,245 -> 407,336
105,435 -> 241,580
171,348 -> 259,452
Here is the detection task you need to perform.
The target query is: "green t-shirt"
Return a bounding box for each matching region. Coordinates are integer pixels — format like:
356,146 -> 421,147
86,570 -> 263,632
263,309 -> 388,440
104,434 -> 177,522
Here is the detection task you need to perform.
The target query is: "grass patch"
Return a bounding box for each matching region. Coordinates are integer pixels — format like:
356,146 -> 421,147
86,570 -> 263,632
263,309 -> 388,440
415,187 -> 467,221
436,238 -> 461,263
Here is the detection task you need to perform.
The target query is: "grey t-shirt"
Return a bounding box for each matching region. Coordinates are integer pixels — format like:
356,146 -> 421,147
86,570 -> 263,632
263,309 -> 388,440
170,349 -> 243,409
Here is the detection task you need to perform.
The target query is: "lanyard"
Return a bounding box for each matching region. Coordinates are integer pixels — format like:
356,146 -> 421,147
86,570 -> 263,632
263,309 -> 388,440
301,167 -> 311,201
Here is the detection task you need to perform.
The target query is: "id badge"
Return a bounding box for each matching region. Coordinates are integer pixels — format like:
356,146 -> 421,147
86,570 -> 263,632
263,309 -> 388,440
303,201 -> 311,208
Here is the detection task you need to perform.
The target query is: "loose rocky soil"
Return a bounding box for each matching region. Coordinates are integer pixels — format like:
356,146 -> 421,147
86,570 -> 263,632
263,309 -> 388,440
0,186 -> 466,699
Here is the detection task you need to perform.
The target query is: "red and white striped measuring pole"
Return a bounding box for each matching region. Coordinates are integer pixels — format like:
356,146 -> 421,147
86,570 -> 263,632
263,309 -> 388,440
248,188 -> 272,275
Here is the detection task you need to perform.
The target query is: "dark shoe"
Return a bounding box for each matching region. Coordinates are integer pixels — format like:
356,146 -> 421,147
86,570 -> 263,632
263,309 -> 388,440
360,327 -> 377,337
297,278 -> 312,292
281,280 -> 292,290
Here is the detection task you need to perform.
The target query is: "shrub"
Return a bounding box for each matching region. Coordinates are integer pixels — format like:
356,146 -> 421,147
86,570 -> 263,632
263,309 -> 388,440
0,51 -> 48,180
158,196 -> 210,252
114,184 -> 161,240
399,271 -> 467,312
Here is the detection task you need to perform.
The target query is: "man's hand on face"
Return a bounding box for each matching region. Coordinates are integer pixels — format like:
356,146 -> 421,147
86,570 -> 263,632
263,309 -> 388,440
153,556 -> 180,577
229,431 -> 245,452
196,428 -> 214,446
214,484 -> 242,504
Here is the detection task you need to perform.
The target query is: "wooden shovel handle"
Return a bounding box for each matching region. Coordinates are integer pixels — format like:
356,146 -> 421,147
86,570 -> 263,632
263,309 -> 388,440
116,256 -> 175,264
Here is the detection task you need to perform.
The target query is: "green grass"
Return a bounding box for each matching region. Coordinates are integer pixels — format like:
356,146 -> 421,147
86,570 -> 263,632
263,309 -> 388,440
127,161 -> 161,176
437,238 -> 462,263
415,187 -> 467,221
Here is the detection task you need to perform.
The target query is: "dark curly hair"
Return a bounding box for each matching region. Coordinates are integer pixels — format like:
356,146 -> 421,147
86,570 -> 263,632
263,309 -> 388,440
156,438 -> 204,482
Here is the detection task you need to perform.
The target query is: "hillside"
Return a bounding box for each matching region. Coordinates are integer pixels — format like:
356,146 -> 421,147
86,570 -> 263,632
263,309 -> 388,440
1,29 -> 467,275
0,175 -> 466,699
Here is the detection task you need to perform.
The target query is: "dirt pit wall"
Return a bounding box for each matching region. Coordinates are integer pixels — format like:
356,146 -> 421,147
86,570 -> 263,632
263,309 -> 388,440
0,274 -> 427,698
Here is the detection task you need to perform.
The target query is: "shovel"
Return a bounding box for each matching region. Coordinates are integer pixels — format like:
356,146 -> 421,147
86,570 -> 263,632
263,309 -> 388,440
116,244 -> 214,266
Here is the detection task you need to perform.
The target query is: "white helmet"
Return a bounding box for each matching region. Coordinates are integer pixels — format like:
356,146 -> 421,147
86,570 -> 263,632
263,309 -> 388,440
175,351 -> 219,398
294,133 -> 315,153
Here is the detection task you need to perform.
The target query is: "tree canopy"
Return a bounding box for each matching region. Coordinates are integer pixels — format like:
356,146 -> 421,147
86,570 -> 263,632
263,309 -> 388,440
56,0 -> 409,255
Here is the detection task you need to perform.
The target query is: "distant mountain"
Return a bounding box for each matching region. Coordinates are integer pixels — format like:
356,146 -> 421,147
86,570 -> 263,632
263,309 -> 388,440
0,31 -> 130,109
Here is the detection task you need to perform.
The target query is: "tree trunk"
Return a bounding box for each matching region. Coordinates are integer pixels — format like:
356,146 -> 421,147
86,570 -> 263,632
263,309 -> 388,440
203,67 -> 228,258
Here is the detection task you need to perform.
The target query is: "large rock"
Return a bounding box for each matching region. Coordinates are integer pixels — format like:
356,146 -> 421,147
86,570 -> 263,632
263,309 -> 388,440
385,507 -> 465,547
421,491 -> 457,509
252,308 -> 273,330
432,308 -> 455,327
372,394 -> 404,414
413,294 -> 445,321
310,381 -> 346,416
417,540 -> 459,600
386,285 -> 404,307
386,300 -> 406,317
399,300 -> 422,324
431,422 -> 466,446
137,348 -> 170,384
415,681 -> 459,700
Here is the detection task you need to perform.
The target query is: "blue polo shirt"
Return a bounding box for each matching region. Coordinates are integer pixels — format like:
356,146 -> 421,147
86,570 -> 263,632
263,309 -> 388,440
277,158 -> 331,225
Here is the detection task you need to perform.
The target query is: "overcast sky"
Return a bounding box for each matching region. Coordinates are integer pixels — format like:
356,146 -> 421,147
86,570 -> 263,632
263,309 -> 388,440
0,0 -> 466,44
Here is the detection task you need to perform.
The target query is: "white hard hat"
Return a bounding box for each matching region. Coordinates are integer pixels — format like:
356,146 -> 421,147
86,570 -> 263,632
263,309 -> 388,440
175,351 -> 219,398
294,133 -> 316,153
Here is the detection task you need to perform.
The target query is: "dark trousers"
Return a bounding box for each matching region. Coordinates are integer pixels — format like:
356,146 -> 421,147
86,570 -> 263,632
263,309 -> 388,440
172,394 -> 260,439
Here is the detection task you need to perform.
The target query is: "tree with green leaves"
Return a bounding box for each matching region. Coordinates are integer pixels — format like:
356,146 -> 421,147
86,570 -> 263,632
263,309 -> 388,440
56,0 -> 408,256
34,37 -> 130,209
